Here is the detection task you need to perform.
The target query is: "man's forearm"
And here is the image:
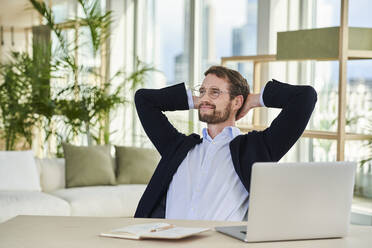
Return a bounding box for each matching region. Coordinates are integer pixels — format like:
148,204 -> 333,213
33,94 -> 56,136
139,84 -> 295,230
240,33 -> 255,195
246,94 -> 262,109
260,79 -> 317,160
134,83 -> 190,156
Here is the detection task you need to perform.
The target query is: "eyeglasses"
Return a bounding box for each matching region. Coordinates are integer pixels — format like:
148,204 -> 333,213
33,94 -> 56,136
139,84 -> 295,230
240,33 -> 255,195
192,85 -> 230,99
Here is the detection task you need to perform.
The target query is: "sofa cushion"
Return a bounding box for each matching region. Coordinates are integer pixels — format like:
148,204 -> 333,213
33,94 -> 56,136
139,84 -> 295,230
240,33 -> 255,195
115,146 -> 160,184
35,158 -> 66,192
0,191 -> 70,223
63,143 -> 116,188
51,185 -> 146,217
0,150 -> 41,191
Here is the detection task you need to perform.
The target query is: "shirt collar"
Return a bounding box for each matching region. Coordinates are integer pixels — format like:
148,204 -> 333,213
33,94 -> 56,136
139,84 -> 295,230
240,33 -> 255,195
202,126 -> 241,142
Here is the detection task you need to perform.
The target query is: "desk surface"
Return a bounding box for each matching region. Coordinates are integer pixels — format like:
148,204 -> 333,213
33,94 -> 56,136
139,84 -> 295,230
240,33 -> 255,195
0,216 -> 371,248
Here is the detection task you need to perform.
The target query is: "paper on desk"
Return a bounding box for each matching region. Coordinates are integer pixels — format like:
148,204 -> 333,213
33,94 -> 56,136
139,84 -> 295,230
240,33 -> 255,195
113,222 -> 171,235
100,222 -> 210,240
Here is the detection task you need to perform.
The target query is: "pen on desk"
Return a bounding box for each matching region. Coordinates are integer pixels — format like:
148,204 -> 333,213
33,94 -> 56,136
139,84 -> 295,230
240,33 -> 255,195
150,224 -> 175,232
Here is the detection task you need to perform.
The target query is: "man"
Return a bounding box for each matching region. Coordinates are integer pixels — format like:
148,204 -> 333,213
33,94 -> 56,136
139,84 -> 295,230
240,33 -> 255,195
134,65 -> 317,221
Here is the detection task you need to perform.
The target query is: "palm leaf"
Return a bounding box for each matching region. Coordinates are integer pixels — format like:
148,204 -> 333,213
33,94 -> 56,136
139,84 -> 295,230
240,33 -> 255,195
77,0 -> 113,56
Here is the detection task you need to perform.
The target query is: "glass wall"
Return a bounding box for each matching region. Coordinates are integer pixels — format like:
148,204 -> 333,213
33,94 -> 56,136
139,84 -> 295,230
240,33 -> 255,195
150,0 -> 188,86
346,140 -> 372,198
130,0 -> 190,147
135,0 -> 257,145
283,137 -> 337,162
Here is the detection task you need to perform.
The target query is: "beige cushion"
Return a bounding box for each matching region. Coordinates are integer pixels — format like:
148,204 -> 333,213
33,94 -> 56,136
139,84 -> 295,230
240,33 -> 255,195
115,146 -> 160,184
51,185 -> 146,217
63,143 -> 116,188
0,191 -> 70,223
35,158 -> 66,192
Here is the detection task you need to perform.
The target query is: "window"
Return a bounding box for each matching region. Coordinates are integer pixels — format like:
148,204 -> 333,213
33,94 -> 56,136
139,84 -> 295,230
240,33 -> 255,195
131,0 -> 190,147
199,0 -> 256,84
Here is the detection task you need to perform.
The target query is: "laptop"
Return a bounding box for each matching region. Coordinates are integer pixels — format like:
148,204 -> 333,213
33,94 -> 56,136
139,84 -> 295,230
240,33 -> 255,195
215,162 -> 356,242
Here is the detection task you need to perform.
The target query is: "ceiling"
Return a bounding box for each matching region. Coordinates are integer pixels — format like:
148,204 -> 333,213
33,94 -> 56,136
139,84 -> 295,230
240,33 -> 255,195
0,0 -> 73,27
0,0 -> 37,27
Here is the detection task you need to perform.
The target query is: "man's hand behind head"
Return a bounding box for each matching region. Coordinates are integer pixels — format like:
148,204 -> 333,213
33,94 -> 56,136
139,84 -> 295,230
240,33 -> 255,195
236,93 -> 262,121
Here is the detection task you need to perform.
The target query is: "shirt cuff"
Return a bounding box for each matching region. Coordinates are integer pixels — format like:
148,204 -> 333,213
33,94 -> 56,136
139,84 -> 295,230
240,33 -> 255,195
259,84 -> 266,107
186,89 -> 194,109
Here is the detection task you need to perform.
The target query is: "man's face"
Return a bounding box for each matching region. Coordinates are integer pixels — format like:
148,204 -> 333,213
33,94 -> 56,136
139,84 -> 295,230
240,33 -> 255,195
198,74 -> 233,124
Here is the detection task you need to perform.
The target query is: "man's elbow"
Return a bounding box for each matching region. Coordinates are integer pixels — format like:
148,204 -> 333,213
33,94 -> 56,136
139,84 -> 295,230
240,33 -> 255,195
303,85 -> 318,106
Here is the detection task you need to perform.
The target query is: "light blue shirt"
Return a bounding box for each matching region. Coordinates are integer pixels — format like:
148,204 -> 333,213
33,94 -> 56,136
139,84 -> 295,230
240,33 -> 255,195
166,126 -> 249,221
165,86 -> 266,221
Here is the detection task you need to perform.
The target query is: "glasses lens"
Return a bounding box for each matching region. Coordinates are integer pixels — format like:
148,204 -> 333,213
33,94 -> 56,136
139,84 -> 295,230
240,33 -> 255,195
209,88 -> 221,99
192,85 -> 225,99
198,88 -> 207,97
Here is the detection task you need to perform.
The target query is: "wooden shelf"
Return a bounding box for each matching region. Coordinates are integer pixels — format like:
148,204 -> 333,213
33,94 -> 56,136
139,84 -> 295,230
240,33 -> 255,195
221,54 -> 276,64
348,49 -> 372,59
221,50 -> 372,65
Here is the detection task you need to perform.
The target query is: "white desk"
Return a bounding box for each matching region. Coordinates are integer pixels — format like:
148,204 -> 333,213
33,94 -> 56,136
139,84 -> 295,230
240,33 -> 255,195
0,216 -> 371,248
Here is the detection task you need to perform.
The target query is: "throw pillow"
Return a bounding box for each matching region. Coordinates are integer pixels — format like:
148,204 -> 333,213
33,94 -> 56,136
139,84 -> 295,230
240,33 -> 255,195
115,146 -> 160,184
35,158 -> 66,192
63,143 -> 116,188
0,150 -> 41,191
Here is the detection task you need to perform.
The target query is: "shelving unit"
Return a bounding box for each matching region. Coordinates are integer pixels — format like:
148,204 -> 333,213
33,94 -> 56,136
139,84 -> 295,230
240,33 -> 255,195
221,0 -> 372,161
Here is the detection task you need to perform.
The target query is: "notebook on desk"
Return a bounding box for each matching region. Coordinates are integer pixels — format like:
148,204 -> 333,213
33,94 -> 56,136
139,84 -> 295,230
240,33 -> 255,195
100,222 -> 210,240
215,162 -> 356,242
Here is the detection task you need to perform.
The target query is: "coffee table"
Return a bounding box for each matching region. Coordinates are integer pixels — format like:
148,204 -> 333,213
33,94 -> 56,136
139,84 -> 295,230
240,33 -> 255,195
0,215 -> 371,248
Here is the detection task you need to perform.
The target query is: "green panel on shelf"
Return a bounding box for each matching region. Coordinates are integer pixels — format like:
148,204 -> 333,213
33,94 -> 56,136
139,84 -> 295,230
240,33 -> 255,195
349,28 -> 372,50
277,27 -> 372,60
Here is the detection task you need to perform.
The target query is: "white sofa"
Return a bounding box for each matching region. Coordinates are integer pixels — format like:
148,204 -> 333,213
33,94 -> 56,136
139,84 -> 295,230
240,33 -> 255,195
0,158 -> 146,223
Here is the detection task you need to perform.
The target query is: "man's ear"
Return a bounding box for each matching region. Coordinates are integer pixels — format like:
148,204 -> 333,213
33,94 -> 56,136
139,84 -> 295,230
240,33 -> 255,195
233,95 -> 244,111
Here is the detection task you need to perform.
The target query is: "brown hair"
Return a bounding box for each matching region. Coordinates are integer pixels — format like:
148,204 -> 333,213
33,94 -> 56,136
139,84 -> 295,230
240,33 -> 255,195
204,65 -> 250,117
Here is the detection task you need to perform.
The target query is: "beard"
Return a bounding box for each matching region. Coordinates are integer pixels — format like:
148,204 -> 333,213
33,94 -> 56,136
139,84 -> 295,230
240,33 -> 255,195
198,101 -> 232,124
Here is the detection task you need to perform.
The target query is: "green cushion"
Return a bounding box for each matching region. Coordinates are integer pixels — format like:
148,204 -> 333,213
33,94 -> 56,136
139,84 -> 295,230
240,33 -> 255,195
115,146 -> 160,184
63,143 -> 116,188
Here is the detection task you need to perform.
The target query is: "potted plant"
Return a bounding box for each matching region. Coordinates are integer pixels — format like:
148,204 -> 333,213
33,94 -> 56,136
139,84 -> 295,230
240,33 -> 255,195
0,47 -> 55,150
28,0 -> 155,156
0,0 -> 155,155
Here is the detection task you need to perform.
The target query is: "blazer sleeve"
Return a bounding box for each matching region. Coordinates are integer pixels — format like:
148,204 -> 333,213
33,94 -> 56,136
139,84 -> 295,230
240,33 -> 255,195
261,79 -> 317,161
134,83 -> 189,157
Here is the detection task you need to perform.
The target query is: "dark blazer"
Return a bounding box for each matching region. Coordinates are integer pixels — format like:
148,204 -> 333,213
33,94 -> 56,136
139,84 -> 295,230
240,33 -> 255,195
134,79 -> 317,218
